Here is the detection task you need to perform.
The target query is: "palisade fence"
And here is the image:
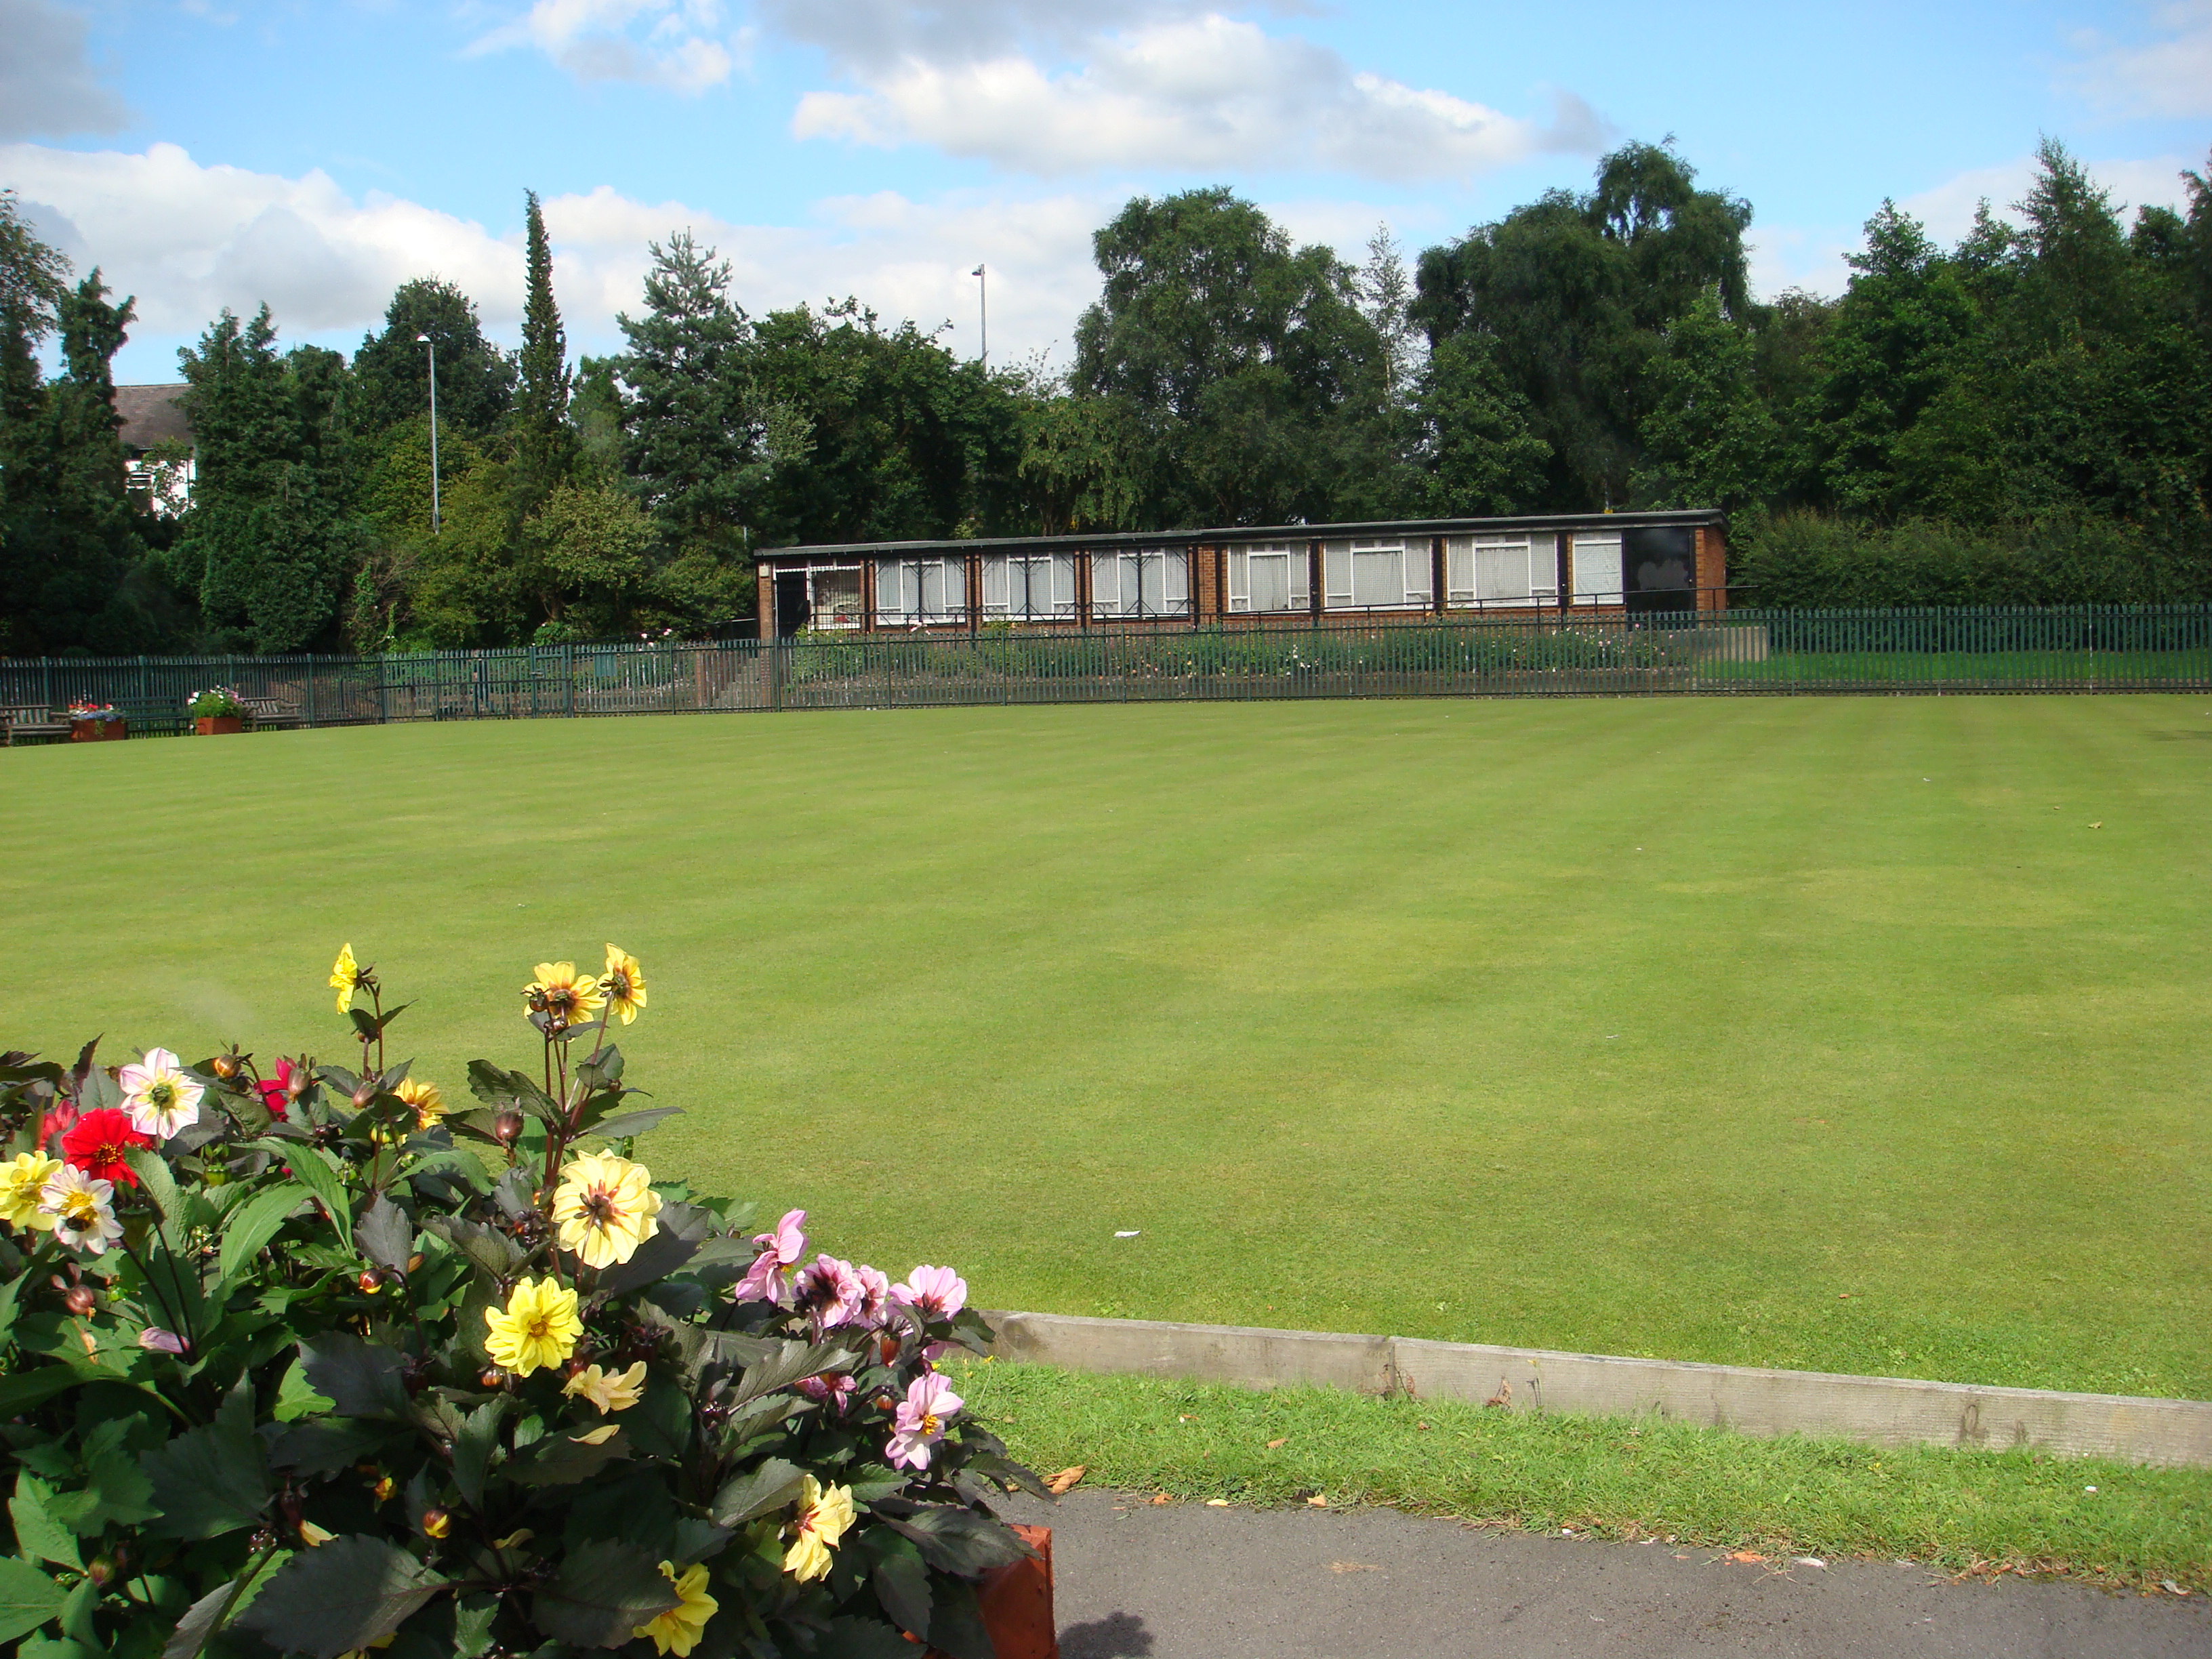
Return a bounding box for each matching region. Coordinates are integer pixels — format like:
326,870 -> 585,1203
5,606 -> 2212,737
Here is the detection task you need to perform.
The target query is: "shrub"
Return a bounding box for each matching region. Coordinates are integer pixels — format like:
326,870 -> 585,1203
0,945 -> 1040,1659
185,687 -> 247,719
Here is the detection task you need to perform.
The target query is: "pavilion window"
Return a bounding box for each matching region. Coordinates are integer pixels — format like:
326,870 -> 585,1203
874,557 -> 966,625
1226,544 -> 1307,613
1571,533 -> 1623,605
1090,550 -> 1189,619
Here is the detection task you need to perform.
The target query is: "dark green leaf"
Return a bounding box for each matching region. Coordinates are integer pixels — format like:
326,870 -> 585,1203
0,1555 -> 68,1647
234,1534 -> 450,1659
0,1365 -> 80,1418
955,1450 -> 1050,1500
451,1399 -> 507,1510
706,1458 -> 805,1526
920,1578 -> 992,1659
506,1427 -> 631,1486
162,1548 -> 286,1659
266,1418 -> 394,1477
592,1200 -> 711,1296
123,1148 -> 192,1247
299,1333 -> 409,1418
251,1141 -> 352,1249
424,1214 -> 529,1278
866,1531 -> 931,1640
669,1518 -> 731,1569
142,1380 -> 271,1540
466,1061 -> 560,1125
729,1339 -> 858,1409
623,1378 -> 693,1461
356,1195 -> 415,1272
220,1181 -> 310,1284
874,1504 -> 1036,1577
529,1539 -> 679,1649
815,1616 -> 922,1659
9,1470 -> 82,1568
576,1106 -> 679,1142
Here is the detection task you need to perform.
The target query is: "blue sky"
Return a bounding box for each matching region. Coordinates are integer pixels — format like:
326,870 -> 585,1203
4,0 -> 2209,383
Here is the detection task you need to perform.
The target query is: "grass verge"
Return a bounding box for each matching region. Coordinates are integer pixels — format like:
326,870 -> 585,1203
948,1359 -> 2212,1594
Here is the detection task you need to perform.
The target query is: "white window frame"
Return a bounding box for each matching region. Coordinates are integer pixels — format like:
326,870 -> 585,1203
874,557 -> 967,626
1326,539 -> 1427,612
798,564 -> 864,630
1226,542 -> 1308,614
985,552 -> 1078,621
1571,533 -> 1624,605
1090,550 -> 1190,619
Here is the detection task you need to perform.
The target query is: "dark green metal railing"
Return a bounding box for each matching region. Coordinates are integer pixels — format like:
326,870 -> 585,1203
5,607 -> 2209,737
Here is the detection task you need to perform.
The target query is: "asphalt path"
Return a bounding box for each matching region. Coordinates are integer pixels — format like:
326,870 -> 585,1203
998,1489 -> 2210,1658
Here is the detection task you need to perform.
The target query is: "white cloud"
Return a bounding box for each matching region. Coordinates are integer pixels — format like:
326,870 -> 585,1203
468,0 -> 748,94
0,0 -> 131,139
752,0 -> 1271,72
0,140 -> 1120,380
792,13 -> 1606,180
2068,1 -> 2212,119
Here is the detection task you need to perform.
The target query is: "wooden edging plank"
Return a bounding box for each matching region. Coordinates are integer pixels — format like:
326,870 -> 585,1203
980,1311 -> 2212,1470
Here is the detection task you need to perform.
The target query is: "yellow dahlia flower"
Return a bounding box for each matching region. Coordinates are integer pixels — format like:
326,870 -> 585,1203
781,1475 -> 855,1583
483,1276 -> 581,1376
563,1360 -> 648,1413
395,1078 -> 447,1131
525,961 -> 605,1027
0,1151 -> 62,1230
330,943 -> 364,1013
600,945 -> 647,1025
552,1151 -> 662,1269
633,1561 -> 716,1657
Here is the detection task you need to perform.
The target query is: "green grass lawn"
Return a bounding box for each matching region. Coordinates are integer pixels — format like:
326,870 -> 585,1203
3,696 -> 2207,1399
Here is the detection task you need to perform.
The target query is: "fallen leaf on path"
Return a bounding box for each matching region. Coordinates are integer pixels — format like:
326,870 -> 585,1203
1307,1494 -> 1329,1508
1727,1551 -> 1768,1564
1486,1380 -> 1512,1408
1149,1493 -> 1171,1505
1046,1467 -> 1086,1495
1204,1498 -> 1230,1507
1267,1438 -> 1288,1450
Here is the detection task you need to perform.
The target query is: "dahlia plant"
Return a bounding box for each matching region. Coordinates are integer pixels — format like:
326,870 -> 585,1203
0,946 -> 1040,1659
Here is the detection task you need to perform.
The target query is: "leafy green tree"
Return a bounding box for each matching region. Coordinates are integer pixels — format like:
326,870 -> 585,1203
173,308 -> 363,653
1632,287 -> 1781,511
1413,142 -> 1754,509
1403,333 -> 1551,515
1073,188 -> 1388,525
749,298 -> 1021,544
0,264 -> 172,653
352,278 -> 515,437
1015,383 -> 1144,536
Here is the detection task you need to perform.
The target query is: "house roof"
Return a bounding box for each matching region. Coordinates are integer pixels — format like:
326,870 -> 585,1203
114,384 -> 192,452
758,508 -> 1723,563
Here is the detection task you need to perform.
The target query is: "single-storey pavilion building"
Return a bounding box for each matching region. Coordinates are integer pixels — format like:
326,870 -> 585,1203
754,509 -> 1725,636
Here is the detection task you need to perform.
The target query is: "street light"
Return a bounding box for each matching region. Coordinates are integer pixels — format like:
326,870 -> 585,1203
971,264 -> 987,369
416,332 -> 441,535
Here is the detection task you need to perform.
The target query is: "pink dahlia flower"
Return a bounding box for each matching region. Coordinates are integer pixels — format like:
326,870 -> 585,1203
796,1372 -> 857,1412
891,1264 -> 968,1322
853,1263 -> 892,1327
885,1371 -> 963,1471
794,1254 -> 867,1330
733,1208 -> 807,1305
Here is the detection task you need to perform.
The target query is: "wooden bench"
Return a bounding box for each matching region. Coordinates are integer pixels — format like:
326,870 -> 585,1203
242,697 -> 304,730
3,707 -> 72,745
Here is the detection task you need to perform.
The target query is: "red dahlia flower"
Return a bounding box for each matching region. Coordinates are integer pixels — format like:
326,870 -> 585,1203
62,1108 -> 153,1188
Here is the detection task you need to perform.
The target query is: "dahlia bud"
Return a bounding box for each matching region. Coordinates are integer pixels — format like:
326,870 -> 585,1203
493,1111 -> 525,1148
358,1270 -> 384,1295
64,1285 -> 97,1317
211,1054 -> 240,1080
352,1082 -> 377,1110
87,1556 -> 117,1588
422,1508 -> 451,1540
480,1367 -> 506,1389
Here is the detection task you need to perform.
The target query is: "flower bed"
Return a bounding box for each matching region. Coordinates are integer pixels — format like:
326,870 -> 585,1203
0,945 -> 1042,1659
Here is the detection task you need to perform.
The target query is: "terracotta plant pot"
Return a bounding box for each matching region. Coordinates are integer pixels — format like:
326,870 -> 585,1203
70,719 -> 126,741
194,715 -> 243,735
924,1524 -> 1057,1658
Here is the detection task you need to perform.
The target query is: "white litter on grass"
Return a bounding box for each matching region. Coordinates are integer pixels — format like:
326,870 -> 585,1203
2085,1485 -> 2097,1494
1115,1230 -> 1141,1238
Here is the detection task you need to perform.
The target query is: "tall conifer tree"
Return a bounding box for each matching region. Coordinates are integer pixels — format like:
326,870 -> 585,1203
515,189 -> 576,496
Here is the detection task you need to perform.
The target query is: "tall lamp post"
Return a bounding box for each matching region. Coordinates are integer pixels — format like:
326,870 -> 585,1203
417,333 -> 441,535
971,263 -> 987,369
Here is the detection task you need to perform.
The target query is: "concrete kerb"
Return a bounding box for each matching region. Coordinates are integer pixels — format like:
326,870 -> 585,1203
981,1311 -> 2212,1470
